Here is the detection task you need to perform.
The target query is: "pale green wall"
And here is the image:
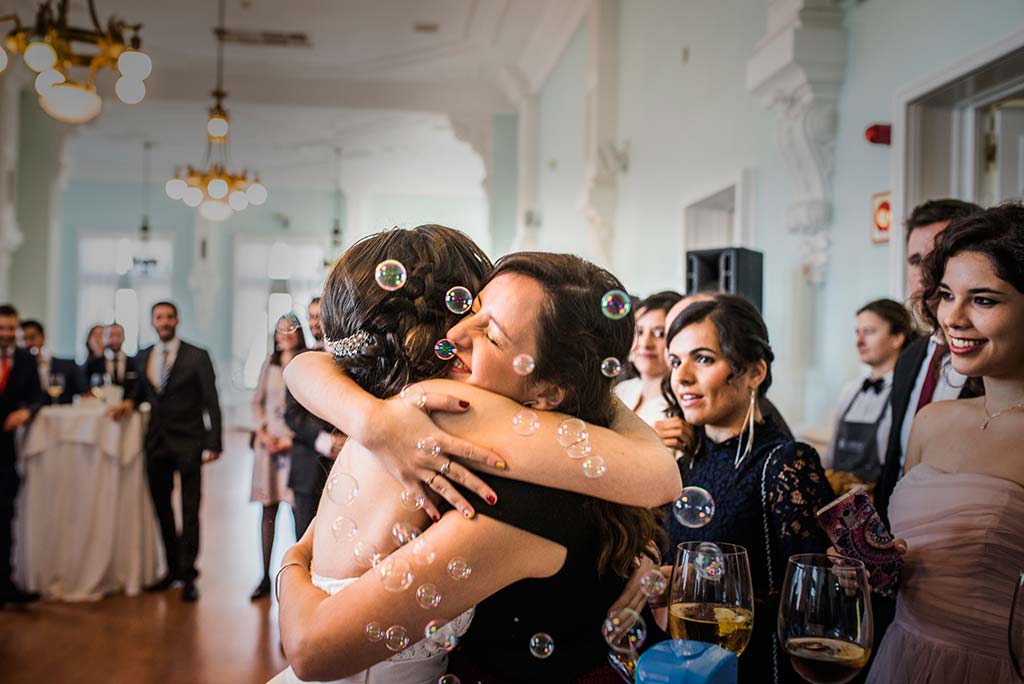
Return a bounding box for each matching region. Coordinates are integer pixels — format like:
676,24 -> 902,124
363,193 -> 490,255
489,113 -> 518,257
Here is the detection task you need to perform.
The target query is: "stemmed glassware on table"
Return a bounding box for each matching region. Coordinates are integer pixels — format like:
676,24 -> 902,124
778,554 -> 872,684
46,372 -> 65,400
668,542 -> 755,656
1011,571 -> 1024,682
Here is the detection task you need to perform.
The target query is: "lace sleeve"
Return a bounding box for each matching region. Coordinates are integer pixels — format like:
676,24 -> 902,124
765,443 -> 836,580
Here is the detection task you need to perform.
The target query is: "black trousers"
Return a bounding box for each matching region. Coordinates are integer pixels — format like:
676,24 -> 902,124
146,449 -> 202,581
0,441 -> 19,589
292,491 -> 318,539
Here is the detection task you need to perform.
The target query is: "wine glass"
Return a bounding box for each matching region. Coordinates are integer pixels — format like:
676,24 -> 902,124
46,372 -> 65,400
778,554 -> 872,684
1011,571 -> 1024,681
669,542 -> 755,655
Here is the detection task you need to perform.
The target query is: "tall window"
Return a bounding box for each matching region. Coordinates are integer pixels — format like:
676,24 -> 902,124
78,235 -> 174,358
232,237 -> 325,389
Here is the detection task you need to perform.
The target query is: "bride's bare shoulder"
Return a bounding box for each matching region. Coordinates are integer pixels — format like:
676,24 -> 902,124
914,397 -> 983,435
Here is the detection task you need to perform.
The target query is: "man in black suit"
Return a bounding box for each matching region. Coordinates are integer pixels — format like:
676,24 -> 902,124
284,297 -> 342,536
0,304 -> 42,606
83,323 -> 140,399
19,320 -> 85,405
116,301 -> 222,602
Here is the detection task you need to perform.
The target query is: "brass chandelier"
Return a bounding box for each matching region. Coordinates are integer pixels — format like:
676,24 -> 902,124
0,0 -> 151,124
164,0 -> 266,223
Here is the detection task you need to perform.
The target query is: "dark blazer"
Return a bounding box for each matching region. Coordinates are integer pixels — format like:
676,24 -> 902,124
284,388 -> 333,496
42,357 -> 85,405
132,340 -> 222,456
1,348 -> 43,451
875,337 -> 980,527
84,352 -> 141,397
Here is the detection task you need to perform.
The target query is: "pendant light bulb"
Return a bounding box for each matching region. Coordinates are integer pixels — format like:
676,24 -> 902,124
115,77 -> 146,105
118,50 -> 152,80
183,187 -> 204,207
38,82 -> 102,124
207,178 -> 229,199
0,46 -> 8,73
165,177 -> 186,200
24,41 -> 57,72
34,69 -> 64,95
246,180 -> 267,206
228,190 -> 249,211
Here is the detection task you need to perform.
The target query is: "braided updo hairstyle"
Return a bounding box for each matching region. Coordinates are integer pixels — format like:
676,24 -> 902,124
320,225 -> 493,398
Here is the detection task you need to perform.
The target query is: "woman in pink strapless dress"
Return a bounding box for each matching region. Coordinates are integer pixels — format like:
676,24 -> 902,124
867,204 -> 1024,684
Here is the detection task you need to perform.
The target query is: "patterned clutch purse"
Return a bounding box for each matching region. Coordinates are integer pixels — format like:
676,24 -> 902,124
816,486 -> 903,591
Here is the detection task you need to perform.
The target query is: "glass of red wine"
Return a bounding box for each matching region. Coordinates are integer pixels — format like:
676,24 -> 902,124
778,554 -> 873,684
1011,571 -> 1024,682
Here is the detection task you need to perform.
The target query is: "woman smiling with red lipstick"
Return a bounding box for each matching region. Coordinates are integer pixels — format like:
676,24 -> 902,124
866,203 -> 1024,684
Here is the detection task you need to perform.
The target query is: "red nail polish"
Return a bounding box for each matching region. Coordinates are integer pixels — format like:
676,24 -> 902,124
486,494 -> 496,505
459,400 -> 470,408
431,513 -> 440,523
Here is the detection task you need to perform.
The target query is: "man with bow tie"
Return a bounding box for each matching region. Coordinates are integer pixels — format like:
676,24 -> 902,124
824,299 -> 919,487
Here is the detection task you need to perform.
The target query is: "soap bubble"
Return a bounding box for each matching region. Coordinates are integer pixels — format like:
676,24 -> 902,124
384,624 -> 410,651
411,538 -> 436,565
694,542 -> 725,581
416,583 -> 442,609
447,557 -> 472,581
672,486 -> 716,528
353,541 -> 383,568
275,311 -> 301,335
434,338 -> 457,361
375,556 -> 414,592
325,472 -> 359,506
400,384 -> 427,409
601,290 -> 631,320
556,418 -> 588,447
639,569 -> 667,597
582,455 -> 607,478
375,259 -> 407,291
512,409 -> 540,436
391,521 -> 422,547
400,490 -> 424,512
330,515 -> 358,543
445,286 -> 473,314
600,357 -> 622,378
602,607 -> 647,654
512,353 -> 535,376
424,619 -> 447,639
365,622 -> 385,642
416,436 -> 441,458
566,439 -> 592,460
438,676 -> 461,684
529,633 -> 555,659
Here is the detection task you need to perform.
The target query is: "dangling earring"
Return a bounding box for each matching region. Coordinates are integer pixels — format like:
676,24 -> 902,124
734,389 -> 757,470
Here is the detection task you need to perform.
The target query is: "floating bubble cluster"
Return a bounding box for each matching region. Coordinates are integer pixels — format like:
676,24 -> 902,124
445,286 -> 473,314
601,289 -> 631,320
276,311 -> 301,335
424,619 -> 446,639
376,557 -> 414,592
365,622 -> 385,642
416,583 -> 442,609
325,472 -> 359,506
672,486 -> 716,528
582,455 -> 607,479
512,409 -> 540,437
384,624 -> 410,651
434,338 -> 457,361
556,418 -> 588,447
602,607 -> 648,654
400,490 -> 424,512
375,260 -> 407,291
600,357 -> 622,378
529,633 -> 555,659
330,515 -> 358,543
391,521 -> 421,547
447,557 -> 472,581
639,569 -> 667,598
512,353 -> 536,376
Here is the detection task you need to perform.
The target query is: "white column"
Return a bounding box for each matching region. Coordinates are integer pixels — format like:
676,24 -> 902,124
0,72 -> 26,302
340,182 -> 369,249
500,67 -> 541,251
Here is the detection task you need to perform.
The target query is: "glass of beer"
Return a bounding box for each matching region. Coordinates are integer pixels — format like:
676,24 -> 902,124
668,542 -> 754,655
46,372 -> 65,400
778,554 -> 872,684
1011,571 -> 1024,681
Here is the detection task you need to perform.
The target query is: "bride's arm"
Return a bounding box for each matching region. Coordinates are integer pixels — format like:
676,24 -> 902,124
278,511 -> 555,680
285,352 -> 681,508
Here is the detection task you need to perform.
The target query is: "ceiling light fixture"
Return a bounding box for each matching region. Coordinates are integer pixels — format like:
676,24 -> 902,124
0,0 -> 150,123
165,0 -> 266,223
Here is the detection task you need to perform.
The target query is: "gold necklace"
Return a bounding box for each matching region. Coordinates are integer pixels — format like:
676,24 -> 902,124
980,399 -> 1024,430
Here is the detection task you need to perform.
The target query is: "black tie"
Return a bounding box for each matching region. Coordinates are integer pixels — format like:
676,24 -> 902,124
861,377 -> 884,394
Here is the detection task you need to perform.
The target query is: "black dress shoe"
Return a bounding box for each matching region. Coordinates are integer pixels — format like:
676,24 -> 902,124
144,575 -> 175,592
250,578 -> 271,601
181,581 -> 199,603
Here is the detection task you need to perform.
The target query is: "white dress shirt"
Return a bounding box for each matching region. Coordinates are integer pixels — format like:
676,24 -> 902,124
899,336 -> 968,464
148,337 -> 181,388
613,377 -> 670,427
823,370 -> 894,470
106,351 -> 127,384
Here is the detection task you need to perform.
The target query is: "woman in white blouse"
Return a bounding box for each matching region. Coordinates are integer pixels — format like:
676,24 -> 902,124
825,298 -> 917,489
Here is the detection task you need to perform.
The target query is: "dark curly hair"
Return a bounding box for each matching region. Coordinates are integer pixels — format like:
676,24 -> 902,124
320,225 -> 493,397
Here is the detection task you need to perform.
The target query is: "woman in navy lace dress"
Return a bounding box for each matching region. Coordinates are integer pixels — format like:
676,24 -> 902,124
662,295 -> 835,684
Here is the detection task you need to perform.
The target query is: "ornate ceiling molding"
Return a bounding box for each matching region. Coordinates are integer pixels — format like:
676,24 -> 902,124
746,0 -> 846,285
517,0 -> 590,93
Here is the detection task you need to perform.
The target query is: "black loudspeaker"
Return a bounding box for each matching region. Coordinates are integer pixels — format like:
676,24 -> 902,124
685,247 -> 764,311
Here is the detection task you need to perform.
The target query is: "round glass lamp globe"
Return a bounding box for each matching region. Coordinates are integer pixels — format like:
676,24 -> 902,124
165,178 -> 186,200
24,42 -> 56,72
207,178 -> 229,199
117,50 -> 152,80
39,82 -> 102,124
199,200 -> 232,222
182,187 -> 203,208
0,47 -> 8,73
115,77 -> 145,105
228,190 -> 249,211
246,182 -> 268,206
207,116 -> 229,139
34,69 -> 64,95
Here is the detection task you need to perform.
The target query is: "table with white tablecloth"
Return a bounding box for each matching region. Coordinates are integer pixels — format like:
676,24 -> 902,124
14,404 -> 164,601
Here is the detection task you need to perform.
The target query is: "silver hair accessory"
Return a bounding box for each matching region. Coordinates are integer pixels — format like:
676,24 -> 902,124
323,330 -> 373,358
